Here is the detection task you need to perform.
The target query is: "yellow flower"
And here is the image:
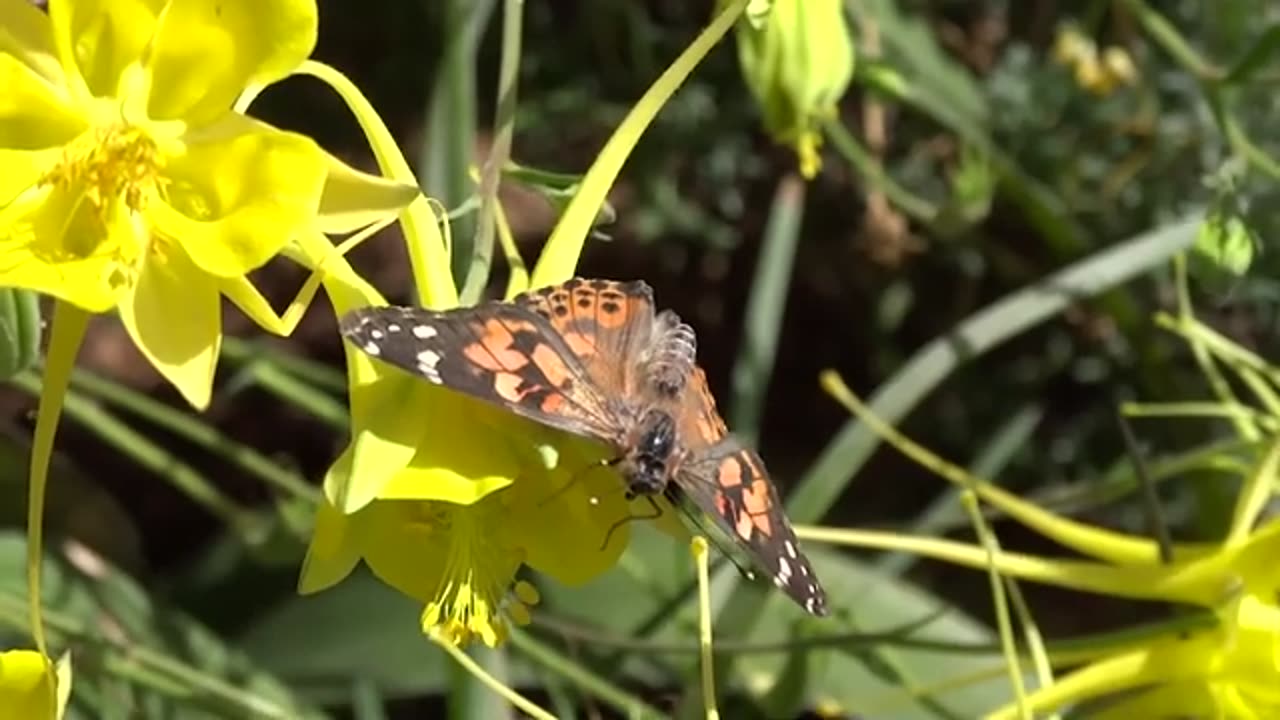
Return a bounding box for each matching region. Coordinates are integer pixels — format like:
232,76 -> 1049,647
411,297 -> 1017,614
299,209 -> 630,647
733,0 -> 855,178
294,0 -> 755,648
0,0 -> 330,408
0,650 -> 70,720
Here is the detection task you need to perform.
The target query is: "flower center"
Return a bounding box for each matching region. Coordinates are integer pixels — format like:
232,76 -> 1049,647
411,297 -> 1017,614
42,124 -> 161,216
35,123 -> 165,290
413,499 -> 533,647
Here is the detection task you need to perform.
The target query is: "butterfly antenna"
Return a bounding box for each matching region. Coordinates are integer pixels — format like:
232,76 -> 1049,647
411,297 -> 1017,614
536,456 -> 622,509
598,496 -> 664,551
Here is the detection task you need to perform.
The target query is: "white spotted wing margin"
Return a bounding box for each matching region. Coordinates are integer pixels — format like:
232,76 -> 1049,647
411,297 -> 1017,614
337,303 -> 626,443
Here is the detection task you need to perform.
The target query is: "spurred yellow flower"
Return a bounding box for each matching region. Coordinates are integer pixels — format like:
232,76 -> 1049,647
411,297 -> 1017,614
0,0 -> 331,408
299,221 -> 630,647
296,0 -> 756,648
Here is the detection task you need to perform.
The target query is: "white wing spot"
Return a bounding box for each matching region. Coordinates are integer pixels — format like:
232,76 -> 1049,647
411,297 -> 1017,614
370,329 -> 385,340
387,323 -> 402,333
784,540 -> 798,559
413,324 -> 438,339
416,349 -> 442,383
775,557 -> 793,588
362,341 -> 381,356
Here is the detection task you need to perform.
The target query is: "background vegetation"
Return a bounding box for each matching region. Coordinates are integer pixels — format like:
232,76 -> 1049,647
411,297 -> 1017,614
2,0 -> 1277,717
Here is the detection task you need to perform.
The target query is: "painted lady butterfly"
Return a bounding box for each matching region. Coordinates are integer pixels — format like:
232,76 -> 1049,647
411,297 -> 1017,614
339,278 -> 827,615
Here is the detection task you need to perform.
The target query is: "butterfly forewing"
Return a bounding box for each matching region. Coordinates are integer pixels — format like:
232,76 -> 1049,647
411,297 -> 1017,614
339,303 -> 625,444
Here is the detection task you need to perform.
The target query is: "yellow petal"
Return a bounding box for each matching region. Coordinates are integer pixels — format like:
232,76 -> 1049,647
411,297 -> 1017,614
508,436 -> 631,585
356,500 -> 451,603
0,0 -> 62,85
146,0 -> 317,124
0,649 -> 57,719
149,114 -> 326,278
381,393 -> 523,504
117,242 -> 220,409
298,497 -> 361,594
48,0 -> 161,100
326,360 -> 427,513
316,153 -> 420,235
0,51 -> 86,150
0,180 -> 121,312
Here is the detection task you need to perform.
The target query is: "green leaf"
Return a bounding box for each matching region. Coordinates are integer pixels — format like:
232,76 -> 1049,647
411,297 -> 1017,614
0,287 -> 41,380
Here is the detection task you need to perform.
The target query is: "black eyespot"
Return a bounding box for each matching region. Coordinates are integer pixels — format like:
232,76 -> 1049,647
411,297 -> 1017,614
601,301 -> 621,315
576,296 -> 593,309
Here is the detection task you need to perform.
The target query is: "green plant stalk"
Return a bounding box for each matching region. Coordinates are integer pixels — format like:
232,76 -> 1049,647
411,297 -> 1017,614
0,591 -> 315,719
242,361 -> 350,431
823,118 -> 938,222
461,0 -> 524,304
449,643 -> 514,720
24,300 -> 88,656
962,491 -> 1030,718
530,605 -> 1217,660
9,373 -> 258,535
874,402 -> 1042,578
221,336 -> 348,394
52,368 -> 320,505
730,173 -> 805,443
1115,0 -> 1219,79
506,625 -> 665,720
423,0 -> 488,287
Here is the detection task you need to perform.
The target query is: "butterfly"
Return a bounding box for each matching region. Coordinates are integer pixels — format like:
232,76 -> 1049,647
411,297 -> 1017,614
339,278 -> 828,616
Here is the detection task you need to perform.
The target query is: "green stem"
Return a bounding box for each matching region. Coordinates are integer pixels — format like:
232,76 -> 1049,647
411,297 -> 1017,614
823,118 -> 939,222
9,373 -> 259,535
54,367 -> 320,505
0,591 -> 315,719
506,625 -> 665,720
462,0 -> 525,304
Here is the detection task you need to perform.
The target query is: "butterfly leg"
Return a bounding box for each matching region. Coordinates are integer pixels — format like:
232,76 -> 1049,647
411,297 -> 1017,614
598,495 -> 664,551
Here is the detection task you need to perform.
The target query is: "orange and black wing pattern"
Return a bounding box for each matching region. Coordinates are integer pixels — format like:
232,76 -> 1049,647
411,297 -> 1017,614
514,277 -> 657,400
673,371 -> 828,616
339,300 -> 625,444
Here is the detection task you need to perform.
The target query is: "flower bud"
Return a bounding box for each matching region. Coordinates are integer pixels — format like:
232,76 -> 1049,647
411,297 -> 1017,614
733,0 -> 856,178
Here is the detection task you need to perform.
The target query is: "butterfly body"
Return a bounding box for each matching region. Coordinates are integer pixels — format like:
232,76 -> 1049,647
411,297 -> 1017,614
340,277 -> 828,616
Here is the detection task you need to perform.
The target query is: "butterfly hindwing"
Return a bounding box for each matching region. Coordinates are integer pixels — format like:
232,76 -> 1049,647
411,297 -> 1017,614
515,278 -> 658,399
675,439 -> 828,616
339,303 -> 625,443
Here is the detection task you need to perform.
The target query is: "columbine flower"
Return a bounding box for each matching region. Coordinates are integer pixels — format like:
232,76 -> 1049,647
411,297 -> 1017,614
732,0 -> 856,178
0,0 -> 334,408
299,204 -> 630,647
0,650 -> 70,720
298,0 -> 754,647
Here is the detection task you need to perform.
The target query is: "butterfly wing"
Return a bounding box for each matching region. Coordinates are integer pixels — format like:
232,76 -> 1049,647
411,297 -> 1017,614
339,302 -> 626,443
514,277 -> 658,399
672,370 -> 828,616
